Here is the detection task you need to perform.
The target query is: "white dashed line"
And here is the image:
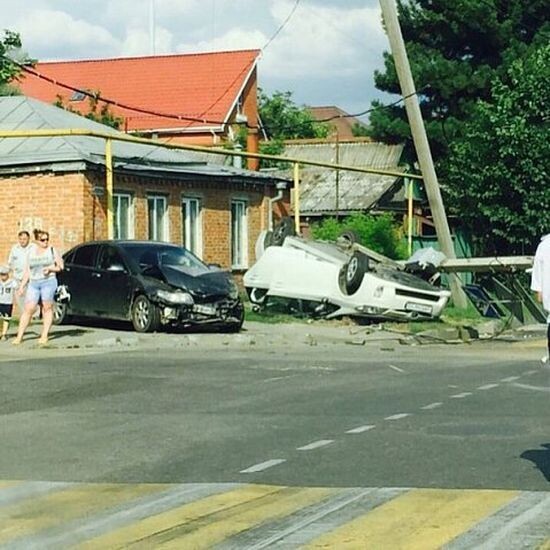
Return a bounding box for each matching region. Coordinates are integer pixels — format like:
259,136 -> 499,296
477,383 -> 500,391
501,376 -> 520,382
240,459 -> 286,473
450,392 -> 473,399
387,364 -> 405,373
384,413 -> 410,421
346,425 -> 376,434
421,402 -> 443,410
297,440 -> 334,451
524,370 -> 538,376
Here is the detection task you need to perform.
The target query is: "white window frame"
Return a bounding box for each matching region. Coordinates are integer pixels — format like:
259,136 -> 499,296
231,198 -> 248,269
113,192 -> 134,240
147,194 -> 169,242
181,196 -> 203,258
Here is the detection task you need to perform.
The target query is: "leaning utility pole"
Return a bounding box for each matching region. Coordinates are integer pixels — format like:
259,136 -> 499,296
379,0 -> 468,308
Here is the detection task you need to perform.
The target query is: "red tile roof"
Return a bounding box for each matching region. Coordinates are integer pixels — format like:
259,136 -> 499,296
308,106 -> 368,140
17,50 -> 260,133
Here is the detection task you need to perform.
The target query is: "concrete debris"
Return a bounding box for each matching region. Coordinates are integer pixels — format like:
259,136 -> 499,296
346,338 -> 366,346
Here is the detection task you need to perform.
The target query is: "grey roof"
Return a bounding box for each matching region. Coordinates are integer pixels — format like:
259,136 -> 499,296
0,96 -> 280,183
274,141 -> 405,215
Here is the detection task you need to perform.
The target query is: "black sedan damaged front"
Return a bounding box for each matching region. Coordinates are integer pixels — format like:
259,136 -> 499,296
146,264 -> 244,332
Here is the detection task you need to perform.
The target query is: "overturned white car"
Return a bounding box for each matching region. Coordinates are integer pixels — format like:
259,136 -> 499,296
244,230 -> 451,321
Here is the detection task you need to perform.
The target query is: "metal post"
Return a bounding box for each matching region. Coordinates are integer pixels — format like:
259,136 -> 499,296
379,0 -> 468,308
335,132 -> 340,221
105,138 -> 114,239
293,162 -> 300,234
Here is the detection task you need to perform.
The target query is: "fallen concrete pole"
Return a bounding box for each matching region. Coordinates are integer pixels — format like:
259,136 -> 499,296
439,256 -> 533,273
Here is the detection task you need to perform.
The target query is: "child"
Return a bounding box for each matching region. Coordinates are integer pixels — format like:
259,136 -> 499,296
0,265 -> 17,340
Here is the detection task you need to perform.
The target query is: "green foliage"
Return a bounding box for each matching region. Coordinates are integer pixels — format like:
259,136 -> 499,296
54,93 -> 123,130
369,0 -> 549,163
351,122 -> 370,137
0,30 -> 34,93
311,212 -> 407,259
445,44 -> 550,255
258,89 -> 330,140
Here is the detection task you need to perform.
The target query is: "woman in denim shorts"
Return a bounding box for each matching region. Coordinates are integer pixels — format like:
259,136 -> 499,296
13,229 -> 64,346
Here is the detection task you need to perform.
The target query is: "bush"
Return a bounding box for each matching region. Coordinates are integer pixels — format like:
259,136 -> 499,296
310,212 -> 407,259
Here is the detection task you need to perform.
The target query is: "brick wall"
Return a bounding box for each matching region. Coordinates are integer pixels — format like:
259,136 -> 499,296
0,169 -> 273,271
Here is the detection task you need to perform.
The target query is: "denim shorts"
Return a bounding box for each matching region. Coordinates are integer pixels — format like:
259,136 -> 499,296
26,278 -> 58,305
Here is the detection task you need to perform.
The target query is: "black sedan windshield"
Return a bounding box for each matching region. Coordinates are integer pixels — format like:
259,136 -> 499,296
122,243 -> 210,276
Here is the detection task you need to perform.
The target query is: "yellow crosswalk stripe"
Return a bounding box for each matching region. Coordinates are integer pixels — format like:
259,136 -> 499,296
539,539 -> 550,550
0,482 -> 168,545
78,484 -> 333,549
305,488 -> 518,549
0,480 -> 21,490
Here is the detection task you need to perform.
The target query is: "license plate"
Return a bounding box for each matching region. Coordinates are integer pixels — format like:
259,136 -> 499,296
405,302 -> 433,314
193,304 -> 217,315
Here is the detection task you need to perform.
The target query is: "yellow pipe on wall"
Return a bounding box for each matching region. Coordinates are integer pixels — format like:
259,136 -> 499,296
105,138 -> 114,239
293,162 -> 300,234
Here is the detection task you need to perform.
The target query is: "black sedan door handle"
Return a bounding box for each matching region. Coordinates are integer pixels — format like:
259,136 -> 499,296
92,272 -> 102,278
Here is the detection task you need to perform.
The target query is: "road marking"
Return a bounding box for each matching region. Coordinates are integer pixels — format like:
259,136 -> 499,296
297,440 -> 334,451
384,413 -> 410,421
240,459 -> 287,473
421,402 -> 443,410
345,425 -> 376,434
387,364 -> 405,373
476,383 -> 499,391
304,488 -> 518,549
501,376 -> 520,382
524,369 -> 538,376
450,392 -> 473,399
80,485 -> 331,550
512,383 -> 550,393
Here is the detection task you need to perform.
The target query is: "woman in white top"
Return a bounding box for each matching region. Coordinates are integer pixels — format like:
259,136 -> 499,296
13,229 -> 64,346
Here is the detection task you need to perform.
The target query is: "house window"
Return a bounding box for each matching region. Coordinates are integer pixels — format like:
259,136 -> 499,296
231,199 -> 248,268
147,195 -> 168,241
182,197 -> 202,257
113,193 -> 134,240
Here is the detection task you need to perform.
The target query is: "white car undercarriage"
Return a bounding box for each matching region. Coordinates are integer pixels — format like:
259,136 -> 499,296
244,233 -> 451,321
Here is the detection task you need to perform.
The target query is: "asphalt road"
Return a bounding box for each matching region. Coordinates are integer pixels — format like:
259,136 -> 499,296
0,330 -> 549,547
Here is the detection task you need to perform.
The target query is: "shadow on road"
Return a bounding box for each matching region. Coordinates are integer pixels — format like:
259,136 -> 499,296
521,443 -> 550,482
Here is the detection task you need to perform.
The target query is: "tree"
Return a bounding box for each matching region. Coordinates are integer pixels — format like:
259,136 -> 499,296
445,44 -> 550,255
54,93 -> 123,130
0,30 -> 34,95
311,212 -> 407,260
369,0 -> 549,163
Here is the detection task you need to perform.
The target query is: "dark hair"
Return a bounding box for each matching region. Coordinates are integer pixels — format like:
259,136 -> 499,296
18,230 -> 30,238
33,229 -> 49,240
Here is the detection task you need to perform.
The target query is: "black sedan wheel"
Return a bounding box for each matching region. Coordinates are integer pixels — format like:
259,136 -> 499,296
52,302 -> 69,325
131,295 -> 161,333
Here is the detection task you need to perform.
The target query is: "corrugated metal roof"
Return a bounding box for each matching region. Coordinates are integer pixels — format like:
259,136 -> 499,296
281,141 -> 403,168
0,97 -> 281,183
274,141 -> 404,214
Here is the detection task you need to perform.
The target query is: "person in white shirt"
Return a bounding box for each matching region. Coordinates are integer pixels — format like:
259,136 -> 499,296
0,265 -> 17,340
7,230 -> 31,314
530,233 -> 550,364
13,229 -> 64,346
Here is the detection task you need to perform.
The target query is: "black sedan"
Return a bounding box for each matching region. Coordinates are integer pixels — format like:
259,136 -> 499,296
53,240 -> 244,333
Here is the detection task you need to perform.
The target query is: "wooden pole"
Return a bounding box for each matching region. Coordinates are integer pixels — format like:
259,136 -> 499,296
379,0 -> 468,308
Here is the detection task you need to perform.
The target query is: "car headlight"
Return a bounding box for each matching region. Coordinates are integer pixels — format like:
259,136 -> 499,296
228,280 -> 239,300
156,289 -> 194,305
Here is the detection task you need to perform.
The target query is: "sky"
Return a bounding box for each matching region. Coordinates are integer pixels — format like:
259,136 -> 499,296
1,0 -> 393,121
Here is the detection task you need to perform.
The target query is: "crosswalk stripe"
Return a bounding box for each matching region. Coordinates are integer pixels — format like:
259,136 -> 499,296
0,481 -> 71,508
6,483 -> 243,550
0,482 -> 168,545
304,488 -> 518,549
445,492 -> 550,549
217,487 -> 407,550
78,484 -> 332,549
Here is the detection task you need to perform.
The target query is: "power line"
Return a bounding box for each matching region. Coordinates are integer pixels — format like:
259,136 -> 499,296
262,0 -> 301,51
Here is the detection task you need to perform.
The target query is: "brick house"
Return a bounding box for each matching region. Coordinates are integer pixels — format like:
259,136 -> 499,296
16,49 -> 261,169
0,97 -> 289,271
